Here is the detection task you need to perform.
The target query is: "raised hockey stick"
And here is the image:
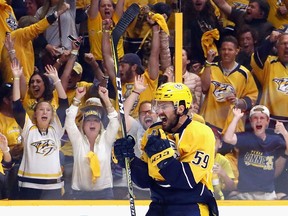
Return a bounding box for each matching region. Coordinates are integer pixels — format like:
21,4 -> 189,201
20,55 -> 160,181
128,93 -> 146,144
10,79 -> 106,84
111,3 -> 140,216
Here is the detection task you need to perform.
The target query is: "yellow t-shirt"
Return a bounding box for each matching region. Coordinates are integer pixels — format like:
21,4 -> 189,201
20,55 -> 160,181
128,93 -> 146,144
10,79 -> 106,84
214,153 -> 235,199
88,12 -> 124,61
114,70 -> 158,119
76,0 -> 91,9
0,112 -> 21,148
124,0 -> 166,39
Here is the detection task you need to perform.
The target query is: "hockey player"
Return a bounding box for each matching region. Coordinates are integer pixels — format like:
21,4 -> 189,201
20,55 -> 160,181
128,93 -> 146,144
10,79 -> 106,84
114,82 -> 219,216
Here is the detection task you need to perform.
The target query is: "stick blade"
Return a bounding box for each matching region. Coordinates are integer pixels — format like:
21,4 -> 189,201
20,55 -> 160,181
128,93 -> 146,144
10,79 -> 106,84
112,3 -> 140,46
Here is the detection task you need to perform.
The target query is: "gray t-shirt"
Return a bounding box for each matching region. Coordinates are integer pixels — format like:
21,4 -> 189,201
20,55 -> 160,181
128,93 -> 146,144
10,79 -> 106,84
35,0 -> 77,50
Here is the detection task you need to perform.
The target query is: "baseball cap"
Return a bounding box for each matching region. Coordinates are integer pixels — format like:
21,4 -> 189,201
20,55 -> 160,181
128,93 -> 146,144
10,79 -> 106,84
0,82 -> 13,102
120,53 -> 145,74
249,105 -> 270,118
73,62 -> 83,75
80,97 -> 104,121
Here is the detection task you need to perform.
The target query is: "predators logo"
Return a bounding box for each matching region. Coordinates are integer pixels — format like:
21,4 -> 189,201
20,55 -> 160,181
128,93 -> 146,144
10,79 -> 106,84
31,139 -> 57,156
211,81 -> 235,102
6,12 -> 18,30
273,78 -> 288,94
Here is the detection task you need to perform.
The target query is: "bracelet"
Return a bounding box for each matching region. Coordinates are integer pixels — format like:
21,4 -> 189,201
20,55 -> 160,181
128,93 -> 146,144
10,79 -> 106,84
13,77 -> 20,80
9,49 -> 16,54
56,58 -> 63,66
73,97 -> 81,103
106,105 -> 114,110
72,97 -> 81,106
132,90 -> 140,95
72,101 -> 81,106
205,60 -> 213,67
103,75 -> 109,80
3,147 -> 10,153
53,79 -> 61,85
102,30 -> 111,33
71,50 -> 78,56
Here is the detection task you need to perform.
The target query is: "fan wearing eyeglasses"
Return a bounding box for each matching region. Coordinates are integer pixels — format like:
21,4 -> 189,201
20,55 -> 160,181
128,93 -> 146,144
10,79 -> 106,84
223,105 -> 288,200
123,75 -> 159,158
113,82 -> 219,216
113,75 -> 159,200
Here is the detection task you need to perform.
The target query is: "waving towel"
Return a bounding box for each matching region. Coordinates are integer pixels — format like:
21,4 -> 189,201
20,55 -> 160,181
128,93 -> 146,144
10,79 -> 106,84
150,12 -> 169,35
201,28 -> 220,58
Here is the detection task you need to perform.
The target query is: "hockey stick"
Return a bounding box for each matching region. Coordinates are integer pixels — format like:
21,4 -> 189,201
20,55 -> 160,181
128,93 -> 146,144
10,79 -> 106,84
111,3 -> 140,216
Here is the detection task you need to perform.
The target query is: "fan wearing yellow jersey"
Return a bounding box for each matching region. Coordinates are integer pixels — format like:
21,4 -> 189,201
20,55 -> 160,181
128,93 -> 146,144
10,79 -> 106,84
251,30 -> 288,128
200,35 -> 258,133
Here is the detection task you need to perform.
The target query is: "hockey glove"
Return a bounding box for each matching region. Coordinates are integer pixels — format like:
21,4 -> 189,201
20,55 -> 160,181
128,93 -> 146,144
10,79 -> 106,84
144,132 -> 174,169
113,135 -> 135,168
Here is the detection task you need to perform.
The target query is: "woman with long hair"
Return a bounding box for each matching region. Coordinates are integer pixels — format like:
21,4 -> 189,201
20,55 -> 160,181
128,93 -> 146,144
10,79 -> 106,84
64,86 -> 120,199
11,59 -> 68,200
23,69 -> 58,119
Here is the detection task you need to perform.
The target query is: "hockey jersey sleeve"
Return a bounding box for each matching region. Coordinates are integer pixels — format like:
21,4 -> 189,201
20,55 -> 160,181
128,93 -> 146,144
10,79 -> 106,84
140,120 -> 215,190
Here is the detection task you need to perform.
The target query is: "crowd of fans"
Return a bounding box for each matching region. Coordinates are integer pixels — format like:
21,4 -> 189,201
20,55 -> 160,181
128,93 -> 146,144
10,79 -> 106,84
1,0 -> 288,201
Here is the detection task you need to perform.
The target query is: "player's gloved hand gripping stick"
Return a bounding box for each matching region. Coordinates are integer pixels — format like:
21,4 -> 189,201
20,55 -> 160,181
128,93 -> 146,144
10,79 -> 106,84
145,129 -> 175,169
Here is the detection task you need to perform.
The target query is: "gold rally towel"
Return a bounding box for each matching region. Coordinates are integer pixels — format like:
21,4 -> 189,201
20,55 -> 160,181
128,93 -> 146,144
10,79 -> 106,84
86,151 -> 101,184
201,28 -> 220,58
150,13 -> 169,35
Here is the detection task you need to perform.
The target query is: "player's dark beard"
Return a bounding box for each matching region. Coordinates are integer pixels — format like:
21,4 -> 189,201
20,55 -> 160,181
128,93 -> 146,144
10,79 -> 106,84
165,109 -> 180,133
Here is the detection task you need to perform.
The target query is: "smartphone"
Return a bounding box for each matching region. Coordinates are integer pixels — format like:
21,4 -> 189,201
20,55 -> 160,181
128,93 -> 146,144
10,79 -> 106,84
67,35 -> 81,47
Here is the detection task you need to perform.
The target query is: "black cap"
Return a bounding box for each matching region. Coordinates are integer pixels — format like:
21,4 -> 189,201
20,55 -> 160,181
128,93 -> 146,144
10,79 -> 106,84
120,53 -> 145,74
